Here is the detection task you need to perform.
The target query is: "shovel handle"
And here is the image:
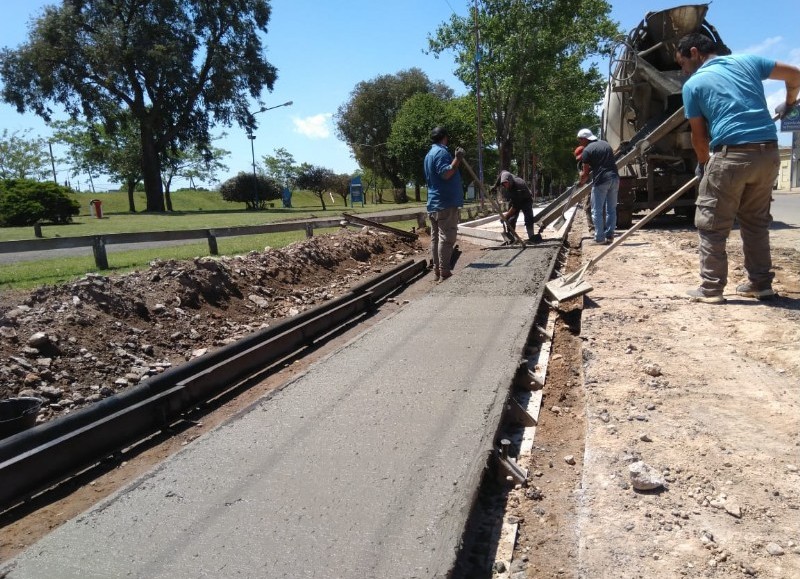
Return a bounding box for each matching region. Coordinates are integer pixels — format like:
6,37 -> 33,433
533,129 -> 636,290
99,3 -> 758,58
586,176 -> 700,268
460,155 -> 524,244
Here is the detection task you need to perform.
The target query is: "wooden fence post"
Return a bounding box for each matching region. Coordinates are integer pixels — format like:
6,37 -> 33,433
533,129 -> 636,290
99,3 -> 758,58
34,224 -> 43,238
92,236 -> 109,270
206,230 -> 219,255
305,223 -> 314,238
416,212 -> 426,230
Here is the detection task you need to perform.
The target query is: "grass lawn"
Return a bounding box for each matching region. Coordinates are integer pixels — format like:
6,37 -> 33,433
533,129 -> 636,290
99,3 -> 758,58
0,188 -> 429,242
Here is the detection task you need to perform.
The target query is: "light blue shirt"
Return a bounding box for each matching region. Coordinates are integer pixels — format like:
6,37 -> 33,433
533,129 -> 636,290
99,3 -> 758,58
682,54 -> 777,147
424,143 -> 463,212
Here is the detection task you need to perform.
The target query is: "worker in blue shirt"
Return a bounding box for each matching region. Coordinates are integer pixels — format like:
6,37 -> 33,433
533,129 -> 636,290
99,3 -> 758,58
424,126 -> 464,281
677,32 -> 800,303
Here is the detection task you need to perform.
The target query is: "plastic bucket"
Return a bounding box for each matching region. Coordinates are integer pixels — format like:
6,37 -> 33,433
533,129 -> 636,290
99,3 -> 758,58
0,397 -> 43,439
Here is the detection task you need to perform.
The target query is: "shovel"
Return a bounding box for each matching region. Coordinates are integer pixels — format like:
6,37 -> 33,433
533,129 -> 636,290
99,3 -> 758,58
458,155 -> 526,245
545,176 -> 699,302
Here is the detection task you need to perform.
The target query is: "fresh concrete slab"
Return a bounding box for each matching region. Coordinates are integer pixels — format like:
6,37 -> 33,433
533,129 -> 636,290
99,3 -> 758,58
3,243 -> 560,579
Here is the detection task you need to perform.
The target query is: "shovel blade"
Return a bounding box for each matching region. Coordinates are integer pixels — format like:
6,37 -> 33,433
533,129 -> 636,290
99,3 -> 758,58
545,277 -> 593,302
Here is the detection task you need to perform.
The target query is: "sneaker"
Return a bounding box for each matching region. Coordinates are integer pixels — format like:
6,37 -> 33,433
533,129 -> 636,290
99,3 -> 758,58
440,270 -> 453,281
686,288 -> 725,304
591,239 -> 609,245
606,236 -> 614,244
432,268 -> 440,282
736,282 -> 776,299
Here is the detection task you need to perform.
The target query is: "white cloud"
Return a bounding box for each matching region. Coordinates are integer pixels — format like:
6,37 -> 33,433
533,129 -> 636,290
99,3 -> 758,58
292,114 -> 332,139
741,36 -> 782,55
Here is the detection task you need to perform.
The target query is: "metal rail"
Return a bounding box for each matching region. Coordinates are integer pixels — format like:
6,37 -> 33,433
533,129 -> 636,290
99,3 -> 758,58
0,258 -> 427,512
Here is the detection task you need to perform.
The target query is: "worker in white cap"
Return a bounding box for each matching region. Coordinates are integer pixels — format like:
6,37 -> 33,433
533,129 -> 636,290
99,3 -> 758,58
577,128 -> 619,244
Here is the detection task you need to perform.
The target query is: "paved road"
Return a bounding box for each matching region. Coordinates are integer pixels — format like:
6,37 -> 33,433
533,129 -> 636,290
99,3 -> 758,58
2,241 -> 561,579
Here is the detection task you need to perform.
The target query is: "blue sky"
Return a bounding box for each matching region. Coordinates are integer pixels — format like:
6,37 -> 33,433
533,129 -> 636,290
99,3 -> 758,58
0,1 -> 798,191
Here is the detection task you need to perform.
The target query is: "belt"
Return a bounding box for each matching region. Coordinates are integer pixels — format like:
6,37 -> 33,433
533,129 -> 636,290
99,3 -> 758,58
712,141 -> 778,153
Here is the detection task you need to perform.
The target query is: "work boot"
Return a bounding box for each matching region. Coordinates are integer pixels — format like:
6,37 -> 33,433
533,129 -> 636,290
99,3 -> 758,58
526,227 -> 537,243
685,288 -> 725,304
433,268 -> 441,282
736,281 -> 776,300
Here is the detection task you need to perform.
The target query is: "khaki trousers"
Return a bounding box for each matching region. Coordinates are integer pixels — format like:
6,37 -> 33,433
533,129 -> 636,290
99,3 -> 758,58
694,146 -> 780,293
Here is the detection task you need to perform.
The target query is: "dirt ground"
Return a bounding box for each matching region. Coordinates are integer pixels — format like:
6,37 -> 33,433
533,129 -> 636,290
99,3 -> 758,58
2,204 -> 799,578
509,203 -> 800,579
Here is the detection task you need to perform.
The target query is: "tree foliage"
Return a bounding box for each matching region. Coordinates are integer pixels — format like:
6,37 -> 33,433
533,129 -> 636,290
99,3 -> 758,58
219,172 -> 282,210
330,173 -> 353,207
0,0 -> 278,213
0,179 -> 80,226
50,114 -> 143,213
0,129 -> 52,181
262,147 -> 298,189
335,68 -> 453,201
296,165 -> 336,211
161,143 -> 230,210
428,0 -> 619,181
388,93 -> 478,200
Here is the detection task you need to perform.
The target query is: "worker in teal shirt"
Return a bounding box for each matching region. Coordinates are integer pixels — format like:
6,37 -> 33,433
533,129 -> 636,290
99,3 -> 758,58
677,32 -> 800,304
424,126 -> 464,281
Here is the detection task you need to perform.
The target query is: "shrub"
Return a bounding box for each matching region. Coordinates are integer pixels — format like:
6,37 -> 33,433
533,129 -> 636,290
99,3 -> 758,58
219,172 -> 282,210
0,179 -> 81,226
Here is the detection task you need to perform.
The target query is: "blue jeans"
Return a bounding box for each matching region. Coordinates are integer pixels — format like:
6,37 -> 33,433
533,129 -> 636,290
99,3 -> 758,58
591,176 -> 619,242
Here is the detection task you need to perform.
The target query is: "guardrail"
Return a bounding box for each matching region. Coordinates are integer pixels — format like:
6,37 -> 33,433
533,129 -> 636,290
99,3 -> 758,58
1,210 -> 429,269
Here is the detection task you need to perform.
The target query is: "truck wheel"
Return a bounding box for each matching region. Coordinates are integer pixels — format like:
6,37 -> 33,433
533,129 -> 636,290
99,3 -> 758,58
616,207 -> 633,229
675,205 -> 696,223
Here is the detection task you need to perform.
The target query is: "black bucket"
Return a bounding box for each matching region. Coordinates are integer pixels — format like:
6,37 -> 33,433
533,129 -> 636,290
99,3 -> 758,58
0,397 -> 43,439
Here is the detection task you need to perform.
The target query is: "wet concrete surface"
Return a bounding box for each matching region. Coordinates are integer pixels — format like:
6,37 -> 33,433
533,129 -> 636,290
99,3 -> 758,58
2,240 -> 561,579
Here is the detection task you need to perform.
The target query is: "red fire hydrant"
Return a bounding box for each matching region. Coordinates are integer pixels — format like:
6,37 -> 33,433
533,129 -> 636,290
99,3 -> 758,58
89,199 -> 103,219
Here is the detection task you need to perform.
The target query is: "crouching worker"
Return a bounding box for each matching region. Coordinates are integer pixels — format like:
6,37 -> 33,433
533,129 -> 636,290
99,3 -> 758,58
498,170 -> 536,243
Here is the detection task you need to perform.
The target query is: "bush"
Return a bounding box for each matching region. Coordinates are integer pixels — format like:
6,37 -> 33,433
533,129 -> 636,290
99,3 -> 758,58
0,179 -> 81,226
219,172 -> 282,210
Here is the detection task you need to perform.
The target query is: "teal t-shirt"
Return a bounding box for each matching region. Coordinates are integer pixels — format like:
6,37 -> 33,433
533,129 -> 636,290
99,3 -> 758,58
682,54 -> 777,147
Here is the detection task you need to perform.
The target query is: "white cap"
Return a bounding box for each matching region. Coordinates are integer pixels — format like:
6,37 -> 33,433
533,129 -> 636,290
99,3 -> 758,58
577,128 -> 597,141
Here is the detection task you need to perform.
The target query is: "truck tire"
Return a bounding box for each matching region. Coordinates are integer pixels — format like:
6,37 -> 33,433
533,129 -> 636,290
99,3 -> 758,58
616,206 -> 633,229
674,205 -> 696,223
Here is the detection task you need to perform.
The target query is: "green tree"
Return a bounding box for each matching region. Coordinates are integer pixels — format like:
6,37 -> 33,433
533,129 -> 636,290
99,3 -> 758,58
296,165 -> 336,211
428,0 -> 618,172
388,93 -> 478,201
331,173 -> 353,207
0,179 -> 80,226
335,68 -> 453,203
162,144 -> 230,210
0,0 -> 277,213
50,114 -> 143,213
219,172 -> 281,210
0,129 -> 52,181
262,147 -> 298,189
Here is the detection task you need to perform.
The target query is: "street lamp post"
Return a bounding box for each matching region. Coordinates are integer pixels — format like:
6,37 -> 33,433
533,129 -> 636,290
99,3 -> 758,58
247,100 -> 293,209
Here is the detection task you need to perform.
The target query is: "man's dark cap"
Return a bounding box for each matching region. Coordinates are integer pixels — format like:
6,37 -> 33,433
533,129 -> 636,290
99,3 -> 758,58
430,126 -> 448,143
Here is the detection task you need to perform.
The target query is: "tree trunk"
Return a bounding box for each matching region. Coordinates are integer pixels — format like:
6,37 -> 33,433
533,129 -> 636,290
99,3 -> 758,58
126,179 -> 136,213
140,125 -> 165,212
389,175 -> 407,203
499,136 -> 514,171
317,192 -> 326,211
164,176 -> 174,212
414,181 -> 421,202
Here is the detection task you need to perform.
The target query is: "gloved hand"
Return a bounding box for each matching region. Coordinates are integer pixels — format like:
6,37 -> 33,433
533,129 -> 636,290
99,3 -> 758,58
695,162 -> 704,179
454,147 -> 466,160
775,101 -> 796,119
